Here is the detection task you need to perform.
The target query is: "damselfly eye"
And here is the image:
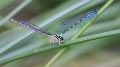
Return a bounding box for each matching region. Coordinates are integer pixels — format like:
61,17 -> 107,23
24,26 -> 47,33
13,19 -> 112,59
61,37 -> 64,41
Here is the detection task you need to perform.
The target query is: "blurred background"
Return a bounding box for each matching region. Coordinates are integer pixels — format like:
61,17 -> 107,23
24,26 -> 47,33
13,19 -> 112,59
0,0 -> 120,67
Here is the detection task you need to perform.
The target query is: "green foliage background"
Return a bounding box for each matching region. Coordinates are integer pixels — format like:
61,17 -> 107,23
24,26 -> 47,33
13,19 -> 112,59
0,0 -> 120,67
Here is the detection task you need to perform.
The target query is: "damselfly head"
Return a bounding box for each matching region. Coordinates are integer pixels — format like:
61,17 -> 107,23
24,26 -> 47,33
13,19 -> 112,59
52,34 -> 64,43
58,36 -> 64,42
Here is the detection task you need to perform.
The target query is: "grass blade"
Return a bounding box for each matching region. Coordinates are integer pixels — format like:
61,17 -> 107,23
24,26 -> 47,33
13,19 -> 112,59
0,0 -> 32,26
45,0 -> 114,67
0,0 -> 14,10
0,28 -> 120,64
